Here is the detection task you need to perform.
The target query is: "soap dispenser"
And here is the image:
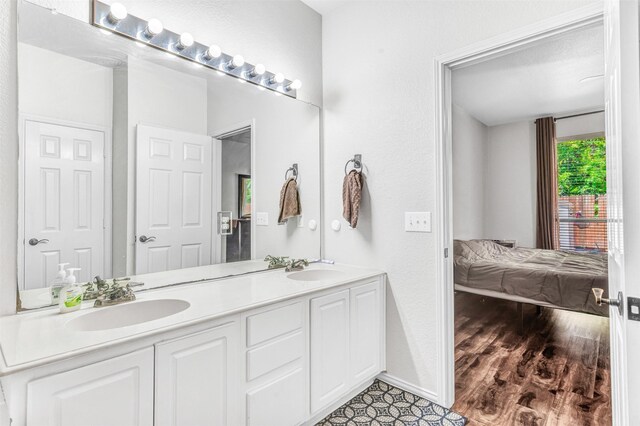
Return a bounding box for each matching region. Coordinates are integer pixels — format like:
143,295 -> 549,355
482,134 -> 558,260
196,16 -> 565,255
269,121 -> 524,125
59,268 -> 83,313
50,262 -> 69,303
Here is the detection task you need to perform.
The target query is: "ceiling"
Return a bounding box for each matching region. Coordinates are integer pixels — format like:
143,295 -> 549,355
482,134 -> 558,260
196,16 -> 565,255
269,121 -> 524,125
300,0 -> 346,16
452,24 -> 604,127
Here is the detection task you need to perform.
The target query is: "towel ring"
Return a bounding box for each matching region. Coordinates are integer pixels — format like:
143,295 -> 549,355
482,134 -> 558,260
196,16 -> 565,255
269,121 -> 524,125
285,163 -> 298,181
344,154 -> 363,176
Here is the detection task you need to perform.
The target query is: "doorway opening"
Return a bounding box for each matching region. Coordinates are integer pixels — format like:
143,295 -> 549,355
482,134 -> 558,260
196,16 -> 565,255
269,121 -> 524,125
448,23 -> 610,425
433,4 -> 629,425
217,127 -> 252,263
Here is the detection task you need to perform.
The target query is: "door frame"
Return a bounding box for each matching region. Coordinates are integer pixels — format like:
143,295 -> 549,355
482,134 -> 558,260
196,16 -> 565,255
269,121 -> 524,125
211,119 -> 256,264
17,114 -> 113,291
433,4 -> 605,408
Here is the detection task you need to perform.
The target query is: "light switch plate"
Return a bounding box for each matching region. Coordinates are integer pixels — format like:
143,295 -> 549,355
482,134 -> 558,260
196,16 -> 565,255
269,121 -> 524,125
256,212 -> 269,226
628,297 -> 640,321
297,215 -> 304,228
405,212 -> 431,233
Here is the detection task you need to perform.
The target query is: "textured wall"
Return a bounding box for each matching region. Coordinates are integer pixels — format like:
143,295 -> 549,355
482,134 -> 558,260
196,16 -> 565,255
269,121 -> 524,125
321,0 -> 599,399
0,0 -> 17,315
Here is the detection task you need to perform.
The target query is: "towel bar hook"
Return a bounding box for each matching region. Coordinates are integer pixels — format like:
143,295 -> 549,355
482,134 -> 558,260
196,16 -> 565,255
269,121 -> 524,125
285,163 -> 298,181
344,154 -> 363,175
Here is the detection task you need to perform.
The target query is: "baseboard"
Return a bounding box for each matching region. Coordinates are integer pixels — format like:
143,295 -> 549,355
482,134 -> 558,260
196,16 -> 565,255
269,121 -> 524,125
376,372 -> 440,404
304,377 -> 377,425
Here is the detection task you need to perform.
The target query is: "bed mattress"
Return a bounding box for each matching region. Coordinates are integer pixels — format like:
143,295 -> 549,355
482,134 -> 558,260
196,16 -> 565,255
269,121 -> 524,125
454,239 -> 609,316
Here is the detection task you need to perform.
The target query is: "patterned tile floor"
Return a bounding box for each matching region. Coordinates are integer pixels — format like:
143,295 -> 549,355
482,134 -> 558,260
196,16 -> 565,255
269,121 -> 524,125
317,379 -> 467,426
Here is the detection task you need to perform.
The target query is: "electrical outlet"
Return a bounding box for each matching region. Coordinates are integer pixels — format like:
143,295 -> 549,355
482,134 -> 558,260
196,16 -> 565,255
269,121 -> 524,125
405,212 -> 431,233
256,212 -> 269,226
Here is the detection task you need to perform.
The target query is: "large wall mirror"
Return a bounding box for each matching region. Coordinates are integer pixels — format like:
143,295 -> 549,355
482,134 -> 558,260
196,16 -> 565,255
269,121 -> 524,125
18,0 -> 321,309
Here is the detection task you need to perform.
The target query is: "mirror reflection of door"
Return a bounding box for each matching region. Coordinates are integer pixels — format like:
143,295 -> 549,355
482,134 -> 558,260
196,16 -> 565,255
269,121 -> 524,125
23,119 -> 108,289
219,129 -> 252,263
135,124 -> 213,275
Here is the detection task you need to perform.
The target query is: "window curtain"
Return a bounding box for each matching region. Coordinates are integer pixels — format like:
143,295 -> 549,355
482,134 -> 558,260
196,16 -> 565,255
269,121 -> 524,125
535,117 -> 559,250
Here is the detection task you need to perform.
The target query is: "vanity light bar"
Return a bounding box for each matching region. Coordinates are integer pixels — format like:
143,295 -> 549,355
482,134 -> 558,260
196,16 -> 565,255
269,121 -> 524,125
92,0 -> 299,99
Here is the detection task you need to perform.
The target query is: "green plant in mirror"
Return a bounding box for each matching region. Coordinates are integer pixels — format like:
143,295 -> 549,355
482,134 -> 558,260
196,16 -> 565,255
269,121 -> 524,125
264,255 -> 309,272
82,276 -> 142,301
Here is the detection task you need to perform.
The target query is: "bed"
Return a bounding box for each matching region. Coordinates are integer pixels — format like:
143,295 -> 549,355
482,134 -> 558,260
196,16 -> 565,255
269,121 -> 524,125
454,239 -> 609,317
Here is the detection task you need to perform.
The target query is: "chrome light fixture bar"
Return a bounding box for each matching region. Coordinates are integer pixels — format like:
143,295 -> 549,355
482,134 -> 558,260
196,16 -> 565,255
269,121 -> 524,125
92,0 -> 299,99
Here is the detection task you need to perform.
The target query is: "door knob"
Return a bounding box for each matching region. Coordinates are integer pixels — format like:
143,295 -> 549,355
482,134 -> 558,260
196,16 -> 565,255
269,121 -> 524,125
139,235 -> 156,243
592,288 -> 624,316
28,238 -> 49,246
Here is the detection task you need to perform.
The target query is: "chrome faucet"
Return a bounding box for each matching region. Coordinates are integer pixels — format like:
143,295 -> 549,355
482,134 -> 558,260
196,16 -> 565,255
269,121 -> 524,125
92,277 -> 144,307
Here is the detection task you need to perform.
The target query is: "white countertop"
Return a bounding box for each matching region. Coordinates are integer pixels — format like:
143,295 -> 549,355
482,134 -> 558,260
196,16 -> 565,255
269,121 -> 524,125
0,263 -> 384,376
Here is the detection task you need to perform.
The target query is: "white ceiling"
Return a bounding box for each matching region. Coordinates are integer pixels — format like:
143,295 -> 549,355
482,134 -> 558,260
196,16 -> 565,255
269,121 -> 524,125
452,24 -> 604,127
300,0 -> 346,16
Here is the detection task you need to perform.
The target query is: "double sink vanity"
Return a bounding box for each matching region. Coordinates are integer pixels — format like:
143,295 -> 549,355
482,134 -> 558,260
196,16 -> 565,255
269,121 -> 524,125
4,2 -> 387,425
0,263 -> 386,425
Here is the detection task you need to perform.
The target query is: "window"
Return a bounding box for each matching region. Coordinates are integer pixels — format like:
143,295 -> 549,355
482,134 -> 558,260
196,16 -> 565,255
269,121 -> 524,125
556,136 -> 607,253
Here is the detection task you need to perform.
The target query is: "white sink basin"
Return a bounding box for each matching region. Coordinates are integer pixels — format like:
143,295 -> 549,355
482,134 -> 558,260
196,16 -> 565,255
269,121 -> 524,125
67,299 -> 190,332
286,269 -> 346,282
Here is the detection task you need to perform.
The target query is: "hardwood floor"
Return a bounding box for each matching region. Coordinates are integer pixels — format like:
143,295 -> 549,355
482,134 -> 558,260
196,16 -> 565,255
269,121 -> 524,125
451,292 -> 611,426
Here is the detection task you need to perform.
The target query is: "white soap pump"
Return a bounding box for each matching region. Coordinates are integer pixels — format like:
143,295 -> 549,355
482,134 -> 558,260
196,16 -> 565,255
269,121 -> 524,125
50,262 -> 69,303
59,268 -> 83,313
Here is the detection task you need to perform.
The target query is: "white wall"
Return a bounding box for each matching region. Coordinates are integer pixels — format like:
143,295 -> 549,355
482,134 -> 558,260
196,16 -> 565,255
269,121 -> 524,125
484,121 -> 537,247
557,111 -> 605,139
18,43 -> 113,128
452,104 -> 487,240
208,79 -> 321,260
321,0 -> 599,399
0,0 -> 18,316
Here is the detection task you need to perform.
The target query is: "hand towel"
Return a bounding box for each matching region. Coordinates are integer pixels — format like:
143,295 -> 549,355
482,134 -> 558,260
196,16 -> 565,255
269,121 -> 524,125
278,178 -> 301,224
343,170 -> 362,228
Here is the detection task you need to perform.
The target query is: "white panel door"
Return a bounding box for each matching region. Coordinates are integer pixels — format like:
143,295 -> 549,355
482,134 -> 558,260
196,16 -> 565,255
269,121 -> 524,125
310,290 -> 350,413
27,348 -> 154,426
604,0 -> 640,424
350,281 -> 382,384
24,120 -> 105,289
155,323 -> 239,426
136,125 -> 212,274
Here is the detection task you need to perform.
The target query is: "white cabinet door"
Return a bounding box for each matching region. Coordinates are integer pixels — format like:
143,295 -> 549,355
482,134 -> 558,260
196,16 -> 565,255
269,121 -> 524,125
350,282 -> 382,384
246,368 -> 305,426
26,348 -> 154,426
155,323 -> 238,426
310,289 -> 350,413
24,119 -> 106,289
136,124 -> 213,274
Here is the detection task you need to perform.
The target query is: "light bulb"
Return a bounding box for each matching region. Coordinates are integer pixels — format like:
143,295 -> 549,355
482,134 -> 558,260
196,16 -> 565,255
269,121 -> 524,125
250,64 -> 266,77
204,45 -> 221,60
270,73 -> 285,85
108,2 -> 127,23
177,32 -> 194,50
227,55 -> 245,69
287,79 -> 302,90
143,18 -> 163,38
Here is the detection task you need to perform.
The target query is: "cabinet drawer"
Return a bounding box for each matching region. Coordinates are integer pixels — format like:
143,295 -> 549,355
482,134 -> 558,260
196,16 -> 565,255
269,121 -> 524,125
246,302 -> 303,347
247,331 -> 304,381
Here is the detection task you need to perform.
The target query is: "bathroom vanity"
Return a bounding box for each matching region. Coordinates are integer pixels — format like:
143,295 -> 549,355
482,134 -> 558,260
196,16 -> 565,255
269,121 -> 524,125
0,264 -> 386,426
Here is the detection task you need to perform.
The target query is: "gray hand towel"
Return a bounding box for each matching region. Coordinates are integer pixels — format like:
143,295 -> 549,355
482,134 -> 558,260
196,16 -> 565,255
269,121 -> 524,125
343,170 -> 362,228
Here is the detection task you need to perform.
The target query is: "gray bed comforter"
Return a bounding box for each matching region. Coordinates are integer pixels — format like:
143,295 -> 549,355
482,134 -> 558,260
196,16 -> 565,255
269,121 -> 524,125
454,239 -> 608,316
